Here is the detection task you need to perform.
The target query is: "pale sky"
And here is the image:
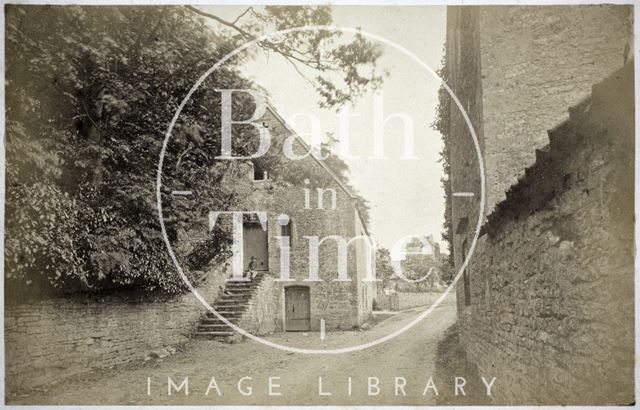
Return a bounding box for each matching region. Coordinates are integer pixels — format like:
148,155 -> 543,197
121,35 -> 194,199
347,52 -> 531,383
204,6 -> 448,253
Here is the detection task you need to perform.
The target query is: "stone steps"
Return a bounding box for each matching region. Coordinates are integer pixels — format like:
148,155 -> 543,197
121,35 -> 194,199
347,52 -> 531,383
213,307 -> 250,312
193,272 -> 266,341
194,330 -> 235,340
201,317 -> 239,325
207,313 -> 244,320
225,281 -> 262,287
215,297 -> 252,304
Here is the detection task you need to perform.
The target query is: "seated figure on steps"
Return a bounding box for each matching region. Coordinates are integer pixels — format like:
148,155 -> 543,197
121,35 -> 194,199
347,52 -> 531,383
247,256 -> 258,281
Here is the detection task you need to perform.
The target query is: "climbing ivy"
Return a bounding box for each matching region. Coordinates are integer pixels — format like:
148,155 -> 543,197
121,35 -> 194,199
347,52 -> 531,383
431,49 -> 454,267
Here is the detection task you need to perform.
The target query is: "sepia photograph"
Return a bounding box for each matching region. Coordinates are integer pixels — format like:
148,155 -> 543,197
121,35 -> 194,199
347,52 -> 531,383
2,1 -> 636,406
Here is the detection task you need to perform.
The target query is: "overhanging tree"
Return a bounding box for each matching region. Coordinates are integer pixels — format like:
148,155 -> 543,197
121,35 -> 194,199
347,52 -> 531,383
5,5 -> 383,297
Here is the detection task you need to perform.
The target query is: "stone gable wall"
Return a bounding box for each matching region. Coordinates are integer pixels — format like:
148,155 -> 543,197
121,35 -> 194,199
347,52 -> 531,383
445,7 -> 632,311
478,5 -> 632,214
219,107 -> 372,331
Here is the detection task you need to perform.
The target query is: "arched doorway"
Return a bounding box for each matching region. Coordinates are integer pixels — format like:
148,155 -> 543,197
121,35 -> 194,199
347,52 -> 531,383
285,286 -> 311,331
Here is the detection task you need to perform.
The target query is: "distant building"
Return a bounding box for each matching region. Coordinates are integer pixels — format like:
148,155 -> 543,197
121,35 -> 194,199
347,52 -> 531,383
402,235 -> 441,258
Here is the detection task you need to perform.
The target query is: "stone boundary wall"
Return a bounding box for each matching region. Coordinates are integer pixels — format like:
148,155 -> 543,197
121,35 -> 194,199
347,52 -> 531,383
377,292 -> 456,311
457,64 -> 634,405
5,264 -> 229,396
445,6 -> 632,312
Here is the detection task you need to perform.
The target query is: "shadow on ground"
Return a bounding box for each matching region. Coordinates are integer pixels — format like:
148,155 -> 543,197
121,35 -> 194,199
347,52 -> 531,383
434,323 -> 492,405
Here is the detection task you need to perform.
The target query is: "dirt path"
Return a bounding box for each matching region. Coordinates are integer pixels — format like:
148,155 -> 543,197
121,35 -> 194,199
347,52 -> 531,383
12,304 -> 485,405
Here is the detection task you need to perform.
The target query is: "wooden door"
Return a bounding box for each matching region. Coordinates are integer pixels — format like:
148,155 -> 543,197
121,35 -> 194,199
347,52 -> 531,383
285,286 -> 311,331
243,222 -> 268,271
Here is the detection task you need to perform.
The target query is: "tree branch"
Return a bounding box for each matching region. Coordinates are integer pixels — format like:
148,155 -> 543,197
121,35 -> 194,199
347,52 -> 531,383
184,5 -> 253,39
176,144 -> 193,174
231,7 -> 254,25
282,56 -> 319,90
184,5 -> 325,69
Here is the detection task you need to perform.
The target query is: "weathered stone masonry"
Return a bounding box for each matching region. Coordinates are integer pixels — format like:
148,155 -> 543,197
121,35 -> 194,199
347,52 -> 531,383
6,102 -> 377,393
5,263 -> 228,395
445,5 -> 634,404
222,107 -> 376,332
445,5 -> 632,278
458,61 -> 634,404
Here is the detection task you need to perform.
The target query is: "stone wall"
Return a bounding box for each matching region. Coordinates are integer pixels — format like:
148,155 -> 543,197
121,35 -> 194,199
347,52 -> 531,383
478,5 -> 632,213
377,291 -> 456,311
457,64 -> 634,404
238,275 -> 278,335
447,5 -> 632,216
224,162 -> 363,331
354,209 -> 376,325
444,6 -> 487,293
5,263 -> 228,395
445,5 -> 632,286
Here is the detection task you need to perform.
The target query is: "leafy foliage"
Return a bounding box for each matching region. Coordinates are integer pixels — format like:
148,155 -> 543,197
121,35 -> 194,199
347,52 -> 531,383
374,247 -> 394,285
5,5 -> 381,297
399,254 -> 446,291
432,50 -> 454,267
185,6 -> 384,109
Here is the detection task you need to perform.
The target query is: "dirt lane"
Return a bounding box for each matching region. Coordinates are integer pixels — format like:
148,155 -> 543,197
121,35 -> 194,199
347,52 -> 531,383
13,304 -> 477,406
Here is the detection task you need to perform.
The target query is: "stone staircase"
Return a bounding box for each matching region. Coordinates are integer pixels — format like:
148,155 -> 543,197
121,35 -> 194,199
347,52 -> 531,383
194,271 -> 266,340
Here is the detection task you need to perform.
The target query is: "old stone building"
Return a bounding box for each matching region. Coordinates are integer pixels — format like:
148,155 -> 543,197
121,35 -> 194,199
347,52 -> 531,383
195,105 -> 377,337
443,5 -> 633,404
445,5 -> 632,271
4,102 -> 377,394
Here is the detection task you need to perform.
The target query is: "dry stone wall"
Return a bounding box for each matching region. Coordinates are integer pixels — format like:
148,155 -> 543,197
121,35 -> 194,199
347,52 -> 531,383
5,263 -> 228,396
377,292 -> 456,311
456,64 -> 634,405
